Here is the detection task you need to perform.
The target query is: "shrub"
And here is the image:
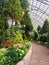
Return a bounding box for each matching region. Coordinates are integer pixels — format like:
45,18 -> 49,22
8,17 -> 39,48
4,30 -> 10,41
46,33 -> 49,43
0,19 -> 5,44
20,0 -> 29,9
0,43 -> 30,65
45,42 -> 49,47
33,31 -> 38,41
0,18 -> 9,47
29,32 -> 34,41
40,19 -> 49,33
12,31 -> 23,44
37,25 -> 42,33
37,41 -> 41,45
39,34 -> 47,42
0,47 -> 19,65
25,24 -> 33,40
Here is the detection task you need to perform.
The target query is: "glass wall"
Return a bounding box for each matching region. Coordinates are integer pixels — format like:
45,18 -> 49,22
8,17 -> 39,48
28,0 -> 49,29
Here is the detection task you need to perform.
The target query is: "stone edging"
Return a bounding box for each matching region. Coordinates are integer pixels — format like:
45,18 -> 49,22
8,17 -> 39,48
16,45 -> 32,65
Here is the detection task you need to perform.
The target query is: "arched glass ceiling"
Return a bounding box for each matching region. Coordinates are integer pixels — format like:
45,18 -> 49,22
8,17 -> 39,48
28,0 -> 49,29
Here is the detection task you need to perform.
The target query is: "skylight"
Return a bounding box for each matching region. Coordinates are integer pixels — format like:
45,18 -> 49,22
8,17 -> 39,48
28,0 -> 49,29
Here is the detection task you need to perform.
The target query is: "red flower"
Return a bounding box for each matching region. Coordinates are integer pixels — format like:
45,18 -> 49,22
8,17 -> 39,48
4,41 -> 10,46
3,41 -> 16,48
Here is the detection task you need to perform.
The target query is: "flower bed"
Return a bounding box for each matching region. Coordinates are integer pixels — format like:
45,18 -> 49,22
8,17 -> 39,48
17,45 -> 32,65
0,42 -> 30,65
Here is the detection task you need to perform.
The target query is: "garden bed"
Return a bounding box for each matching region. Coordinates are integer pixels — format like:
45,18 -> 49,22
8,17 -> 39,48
0,42 -> 31,65
17,44 -> 32,65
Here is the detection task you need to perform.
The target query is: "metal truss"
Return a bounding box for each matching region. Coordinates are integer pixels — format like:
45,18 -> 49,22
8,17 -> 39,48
28,0 -> 49,29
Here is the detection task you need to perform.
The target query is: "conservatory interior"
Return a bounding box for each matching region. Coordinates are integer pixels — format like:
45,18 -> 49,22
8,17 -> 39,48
0,0 -> 49,65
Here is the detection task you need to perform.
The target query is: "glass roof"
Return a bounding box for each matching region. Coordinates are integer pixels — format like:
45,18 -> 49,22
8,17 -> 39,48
28,0 -> 49,29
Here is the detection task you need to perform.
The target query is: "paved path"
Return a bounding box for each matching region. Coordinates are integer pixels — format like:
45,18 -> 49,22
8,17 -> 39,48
29,43 -> 49,65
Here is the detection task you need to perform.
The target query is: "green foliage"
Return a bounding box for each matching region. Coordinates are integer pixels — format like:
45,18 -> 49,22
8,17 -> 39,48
0,19 -> 5,30
25,11 -> 33,31
0,0 -> 32,49
0,48 -> 7,65
0,0 -> 32,64
20,0 -> 29,9
9,22 -> 25,43
0,19 -> 5,44
4,30 -> 10,41
10,25 -> 16,38
33,31 -> 38,40
36,19 -> 49,47
0,0 -> 23,21
15,21 -> 22,30
46,33 -> 49,43
0,48 -> 19,65
39,34 -> 47,42
4,20 -> 9,30
29,32 -> 34,41
41,19 -> 49,33
0,44 -> 30,65
21,11 -> 33,40
0,19 -> 9,44
45,42 -> 49,47
12,31 -> 23,44
37,25 -> 42,33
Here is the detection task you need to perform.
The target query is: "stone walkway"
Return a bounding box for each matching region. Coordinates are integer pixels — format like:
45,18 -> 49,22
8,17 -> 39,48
29,43 -> 49,65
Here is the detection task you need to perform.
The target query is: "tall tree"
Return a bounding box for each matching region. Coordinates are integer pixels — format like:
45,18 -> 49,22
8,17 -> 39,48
22,11 -> 33,31
0,0 -> 23,21
41,19 -> 49,33
0,0 -> 24,44
37,25 -> 42,33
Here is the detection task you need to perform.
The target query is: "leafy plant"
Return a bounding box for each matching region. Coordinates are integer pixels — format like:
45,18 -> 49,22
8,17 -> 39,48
41,19 -> 49,33
46,33 -> 49,43
33,31 -> 38,41
12,31 -> 23,44
20,0 -> 29,9
36,19 -> 49,47
37,25 -> 42,33
0,43 -> 30,65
